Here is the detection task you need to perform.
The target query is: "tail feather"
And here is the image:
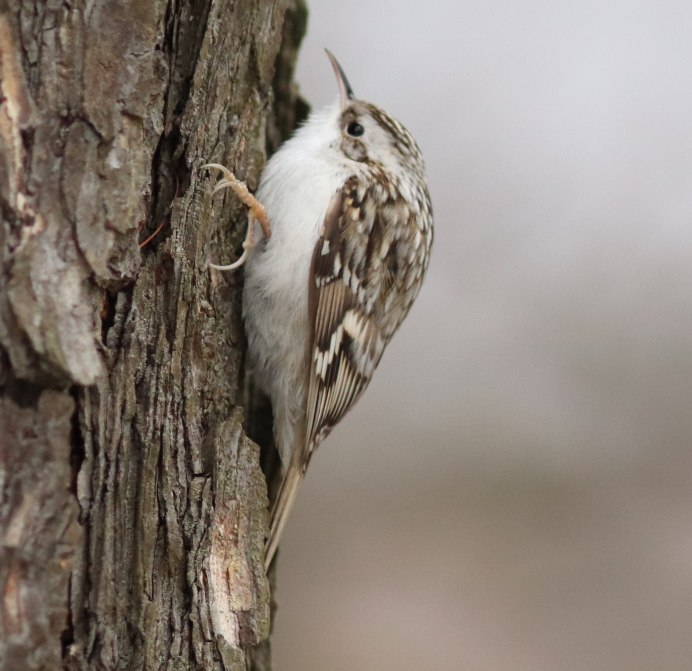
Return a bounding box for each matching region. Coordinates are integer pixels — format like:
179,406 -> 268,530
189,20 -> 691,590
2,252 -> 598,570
264,463 -> 305,570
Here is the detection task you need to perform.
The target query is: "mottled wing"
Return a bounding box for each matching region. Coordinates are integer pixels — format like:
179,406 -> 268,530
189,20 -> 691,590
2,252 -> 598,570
303,175 -> 428,459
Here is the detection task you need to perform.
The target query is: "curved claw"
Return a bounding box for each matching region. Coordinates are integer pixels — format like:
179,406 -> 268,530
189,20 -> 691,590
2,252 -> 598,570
202,162 -> 234,179
203,162 -> 271,271
208,248 -> 248,271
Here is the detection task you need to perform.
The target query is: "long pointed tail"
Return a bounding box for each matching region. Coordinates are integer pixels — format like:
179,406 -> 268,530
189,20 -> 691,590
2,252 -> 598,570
264,463 -> 305,570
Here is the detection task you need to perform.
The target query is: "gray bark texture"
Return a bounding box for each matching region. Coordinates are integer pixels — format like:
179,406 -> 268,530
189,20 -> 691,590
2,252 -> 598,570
0,1 -> 307,669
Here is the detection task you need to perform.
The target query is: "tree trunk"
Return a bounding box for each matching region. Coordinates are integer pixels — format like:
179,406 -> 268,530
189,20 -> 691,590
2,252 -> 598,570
0,1 -> 306,669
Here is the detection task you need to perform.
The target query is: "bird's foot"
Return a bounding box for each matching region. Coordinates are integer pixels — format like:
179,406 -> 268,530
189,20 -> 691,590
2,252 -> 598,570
203,163 -> 271,271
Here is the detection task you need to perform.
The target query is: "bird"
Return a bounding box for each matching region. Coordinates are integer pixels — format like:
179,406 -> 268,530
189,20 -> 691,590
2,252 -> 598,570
204,50 -> 433,570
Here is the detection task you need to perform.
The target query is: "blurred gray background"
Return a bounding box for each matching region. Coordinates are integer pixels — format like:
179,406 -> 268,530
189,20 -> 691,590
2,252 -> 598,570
274,1 -> 692,669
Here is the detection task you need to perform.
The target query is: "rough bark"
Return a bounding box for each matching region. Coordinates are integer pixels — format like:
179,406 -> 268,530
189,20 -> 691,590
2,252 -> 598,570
0,1 -> 306,669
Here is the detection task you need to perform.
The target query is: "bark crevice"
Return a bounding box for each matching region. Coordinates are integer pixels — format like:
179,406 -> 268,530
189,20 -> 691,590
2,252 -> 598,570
1,2 -> 307,669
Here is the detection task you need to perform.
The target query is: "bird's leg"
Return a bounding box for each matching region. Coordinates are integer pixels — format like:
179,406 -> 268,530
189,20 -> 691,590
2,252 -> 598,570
203,163 -> 271,271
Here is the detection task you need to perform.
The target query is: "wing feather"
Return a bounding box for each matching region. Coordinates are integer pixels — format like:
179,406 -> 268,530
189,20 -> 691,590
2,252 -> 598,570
266,173 -> 432,568
305,177 -> 394,456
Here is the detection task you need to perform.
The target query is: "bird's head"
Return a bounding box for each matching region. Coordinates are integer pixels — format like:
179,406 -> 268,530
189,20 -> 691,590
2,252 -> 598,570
324,50 -> 425,179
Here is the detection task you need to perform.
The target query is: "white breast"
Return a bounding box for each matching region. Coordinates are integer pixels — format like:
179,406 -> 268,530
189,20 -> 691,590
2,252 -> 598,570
242,102 -> 353,460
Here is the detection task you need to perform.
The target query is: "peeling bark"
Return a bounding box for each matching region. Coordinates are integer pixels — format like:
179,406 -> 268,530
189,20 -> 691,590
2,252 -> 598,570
0,1 -> 306,669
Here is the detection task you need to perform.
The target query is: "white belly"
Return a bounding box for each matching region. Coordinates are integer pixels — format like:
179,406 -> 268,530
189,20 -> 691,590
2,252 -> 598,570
242,128 -> 352,460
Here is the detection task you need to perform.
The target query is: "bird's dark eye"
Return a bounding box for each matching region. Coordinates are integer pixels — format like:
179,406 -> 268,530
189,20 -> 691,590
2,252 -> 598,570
346,121 -> 364,137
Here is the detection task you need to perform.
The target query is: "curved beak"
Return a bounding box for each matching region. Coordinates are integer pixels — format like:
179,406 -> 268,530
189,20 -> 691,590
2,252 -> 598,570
325,49 -> 354,108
